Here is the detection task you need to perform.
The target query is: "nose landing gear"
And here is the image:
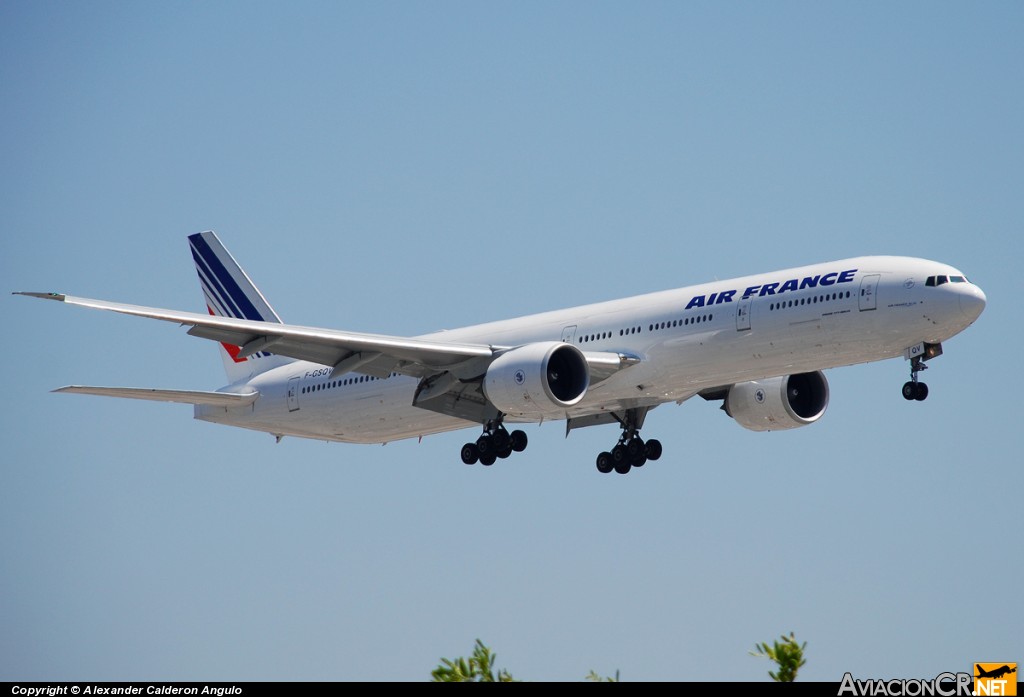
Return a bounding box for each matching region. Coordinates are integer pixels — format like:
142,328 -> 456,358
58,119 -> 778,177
902,355 -> 929,401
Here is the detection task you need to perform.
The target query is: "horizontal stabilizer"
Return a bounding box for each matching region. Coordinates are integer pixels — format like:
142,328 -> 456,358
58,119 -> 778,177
54,385 -> 259,407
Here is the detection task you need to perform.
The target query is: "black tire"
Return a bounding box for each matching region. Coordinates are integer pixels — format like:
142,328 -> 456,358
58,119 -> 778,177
596,452 -> 613,474
510,430 -> 528,452
611,443 -> 627,465
902,382 -> 917,400
491,429 -> 510,452
645,439 -> 663,461
497,445 -> 513,459
460,443 -> 479,465
631,454 -> 647,468
476,434 -> 494,456
613,458 -> 631,475
480,453 -> 496,466
915,382 -> 929,401
626,437 -> 645,460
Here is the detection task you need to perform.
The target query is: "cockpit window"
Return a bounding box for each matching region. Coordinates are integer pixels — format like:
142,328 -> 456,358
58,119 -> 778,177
925,274 -> 968,287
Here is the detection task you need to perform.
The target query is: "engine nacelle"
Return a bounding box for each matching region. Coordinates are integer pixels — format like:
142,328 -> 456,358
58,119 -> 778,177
483,342 -> 589,417
725,371 -> 829,432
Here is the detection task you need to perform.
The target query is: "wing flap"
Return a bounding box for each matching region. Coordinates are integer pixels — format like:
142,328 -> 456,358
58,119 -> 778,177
54,385 -> 259,407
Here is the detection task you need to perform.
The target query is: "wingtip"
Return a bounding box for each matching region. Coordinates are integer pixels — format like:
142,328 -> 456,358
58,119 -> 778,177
13,291 -> 66,301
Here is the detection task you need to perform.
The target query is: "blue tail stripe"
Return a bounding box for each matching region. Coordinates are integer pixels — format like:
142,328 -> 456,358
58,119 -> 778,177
189,234 -> 265,322
192,255 -> 238,318
190,237 -> 247,319
190,250 -> 268,358
191,244 -> 245,320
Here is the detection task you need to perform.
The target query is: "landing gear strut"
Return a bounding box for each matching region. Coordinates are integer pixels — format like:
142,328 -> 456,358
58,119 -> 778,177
595,409 -> 662,475
902,355 -> 929,402
460,417 -> 528,466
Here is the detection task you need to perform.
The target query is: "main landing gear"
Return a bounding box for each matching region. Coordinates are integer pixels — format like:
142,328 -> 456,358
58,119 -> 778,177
595,409 -> 662,475
460,419 -> 528,466
902,355 -> 930,402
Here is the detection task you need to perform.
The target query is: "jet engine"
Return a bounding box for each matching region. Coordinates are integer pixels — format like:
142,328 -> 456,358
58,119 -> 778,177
483,342 -> 589,417
725,371 -> 829,431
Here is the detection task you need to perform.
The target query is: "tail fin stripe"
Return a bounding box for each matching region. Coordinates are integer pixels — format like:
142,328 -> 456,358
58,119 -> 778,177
188,230 -> 290,382
190,240 -> 256,322
190,240 -> 245,319
189,235 -> 267,322
190,240 -> 272,357
193,255 -> 243,320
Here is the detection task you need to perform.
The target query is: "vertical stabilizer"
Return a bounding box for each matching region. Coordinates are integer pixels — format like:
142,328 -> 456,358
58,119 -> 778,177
188,231 -> 292,384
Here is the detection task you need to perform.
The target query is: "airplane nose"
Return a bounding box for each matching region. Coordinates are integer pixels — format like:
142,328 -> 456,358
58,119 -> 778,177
959,285 -> 987,322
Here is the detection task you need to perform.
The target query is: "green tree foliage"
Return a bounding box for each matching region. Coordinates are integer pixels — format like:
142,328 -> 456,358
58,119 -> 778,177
431,640 -> 619,682
585,669 -> 620,682
750,632 -> 807,682
432,639 -> 516,682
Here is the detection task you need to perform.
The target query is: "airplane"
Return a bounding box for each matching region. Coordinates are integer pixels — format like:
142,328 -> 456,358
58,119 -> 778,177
976,665 -> 1016,680
16,231 -> 986,474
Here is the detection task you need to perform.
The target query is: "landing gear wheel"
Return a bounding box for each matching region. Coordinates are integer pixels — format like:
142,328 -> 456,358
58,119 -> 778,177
914,382 -> 929,401
611,444 -> 627,466
491,429 -> 510,452
479,453 -> 496,466
461,443 -> 479,465
596,407 -> 661,475
476,434 -> 495,457
626,437 -> 647,467
510,430 -> 528,452
902,382 -> 917,401
625,437 -> 645,461
497,445 -> 513,459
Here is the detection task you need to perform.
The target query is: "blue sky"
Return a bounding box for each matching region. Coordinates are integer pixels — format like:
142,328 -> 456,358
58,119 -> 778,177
2,1 -> 1021,682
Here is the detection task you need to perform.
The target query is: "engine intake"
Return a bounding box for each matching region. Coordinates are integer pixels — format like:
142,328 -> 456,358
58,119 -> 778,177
725,371 -> 829,432
483,342 -> 589,417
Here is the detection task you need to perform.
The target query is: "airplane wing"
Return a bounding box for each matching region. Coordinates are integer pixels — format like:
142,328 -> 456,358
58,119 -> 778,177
17,291 -> 495,379
54,385 -> 259,407
16,292 -> 638,383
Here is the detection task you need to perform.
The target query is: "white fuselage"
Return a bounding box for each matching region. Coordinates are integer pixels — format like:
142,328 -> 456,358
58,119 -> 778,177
195,256 -> 985,443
